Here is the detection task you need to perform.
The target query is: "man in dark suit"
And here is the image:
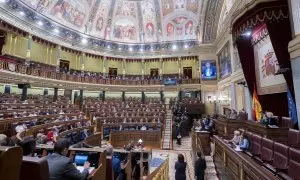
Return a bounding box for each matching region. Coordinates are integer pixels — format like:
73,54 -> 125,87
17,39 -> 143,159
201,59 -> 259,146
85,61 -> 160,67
195,152 -> 206,180
46,138 -> 90,180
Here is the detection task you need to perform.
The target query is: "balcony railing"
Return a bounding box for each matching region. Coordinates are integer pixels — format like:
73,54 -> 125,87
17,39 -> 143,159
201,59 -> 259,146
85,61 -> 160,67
0,58 -> 201,85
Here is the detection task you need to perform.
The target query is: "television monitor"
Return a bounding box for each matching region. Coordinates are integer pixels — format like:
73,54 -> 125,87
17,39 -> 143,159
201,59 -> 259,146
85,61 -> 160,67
163,78 -> 177,86
201,60 -> 217,80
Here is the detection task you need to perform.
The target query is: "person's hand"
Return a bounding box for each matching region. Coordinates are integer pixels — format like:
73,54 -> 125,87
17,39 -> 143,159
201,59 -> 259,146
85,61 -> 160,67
84,161 -> 90,169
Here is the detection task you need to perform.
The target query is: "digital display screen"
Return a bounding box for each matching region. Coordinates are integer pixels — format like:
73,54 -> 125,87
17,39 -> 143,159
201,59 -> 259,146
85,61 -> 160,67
164,78 -> 177,86
201,60 -> 217,80
74,155 -> 88,166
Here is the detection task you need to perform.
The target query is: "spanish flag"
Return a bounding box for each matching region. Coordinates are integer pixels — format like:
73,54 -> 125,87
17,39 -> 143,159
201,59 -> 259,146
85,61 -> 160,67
252,87 -> 262,121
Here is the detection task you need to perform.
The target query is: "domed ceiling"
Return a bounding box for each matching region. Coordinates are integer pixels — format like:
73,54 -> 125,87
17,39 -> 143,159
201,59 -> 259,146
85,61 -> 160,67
19,0 -> 203,43
0,0 -> 222,57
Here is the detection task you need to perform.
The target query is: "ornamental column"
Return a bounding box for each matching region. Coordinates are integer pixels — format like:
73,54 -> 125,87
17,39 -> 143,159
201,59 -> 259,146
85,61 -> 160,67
56,45 -> 61,72
81,52 -> 85,71
79,89 -> 84,108
197,56 -> 201,78
230,82 -> 236,110
178,57 -> 181,77
26,34 -> 32,65
122,58 -> 126,79
159,58 -> 163,80
141,59 -> 145,79
289,0 -> 300,35
53,87 -> 58,102
103,56 -> 107,77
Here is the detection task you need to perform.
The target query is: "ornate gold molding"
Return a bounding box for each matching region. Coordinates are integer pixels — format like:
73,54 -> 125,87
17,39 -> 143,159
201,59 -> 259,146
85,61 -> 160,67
289,35 -> 300,59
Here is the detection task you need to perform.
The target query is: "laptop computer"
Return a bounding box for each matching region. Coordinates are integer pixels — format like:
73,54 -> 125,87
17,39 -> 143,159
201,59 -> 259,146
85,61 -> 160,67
74,154 -> 95,174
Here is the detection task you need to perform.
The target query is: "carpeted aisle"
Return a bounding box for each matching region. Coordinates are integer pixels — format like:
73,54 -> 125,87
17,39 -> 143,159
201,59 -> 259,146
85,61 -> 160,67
152,136 -> 219,180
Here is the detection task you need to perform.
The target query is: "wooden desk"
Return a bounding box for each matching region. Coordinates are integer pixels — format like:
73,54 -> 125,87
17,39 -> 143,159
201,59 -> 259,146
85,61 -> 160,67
213,135 -> 279,180
244,121 -> 289,144
84,133 -> 102,147
191,129 -> 211,156
110,130 -> 161,149
215,118 -> 289,144
215,117 -> 245,138
0,113 -> 81,134
57,126 -> 94,140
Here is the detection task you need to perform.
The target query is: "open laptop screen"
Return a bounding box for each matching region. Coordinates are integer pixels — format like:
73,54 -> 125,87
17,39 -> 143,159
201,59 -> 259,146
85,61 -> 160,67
74,155 -> 88,166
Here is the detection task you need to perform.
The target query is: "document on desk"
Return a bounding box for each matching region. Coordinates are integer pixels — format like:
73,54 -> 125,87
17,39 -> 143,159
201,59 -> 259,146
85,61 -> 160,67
76,166 -> 95,174
268,125 -> 279,128
234,147 -> 243,152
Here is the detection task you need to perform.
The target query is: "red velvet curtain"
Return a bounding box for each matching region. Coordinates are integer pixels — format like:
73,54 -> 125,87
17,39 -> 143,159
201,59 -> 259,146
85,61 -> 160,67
236,34 -> 289,118
234,0 -> 291,118
236,36 -> 256,94
266,17 -> 294,97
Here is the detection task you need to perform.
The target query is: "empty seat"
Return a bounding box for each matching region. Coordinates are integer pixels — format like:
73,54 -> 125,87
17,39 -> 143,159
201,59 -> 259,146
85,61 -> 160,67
20,156 -> 49,180
281,117 -> 292,128
261,138 -> 274,162
288,148 -> 300,180
251,134 -> 262,156
273,142 -> 289,170
288,129 -> 300,149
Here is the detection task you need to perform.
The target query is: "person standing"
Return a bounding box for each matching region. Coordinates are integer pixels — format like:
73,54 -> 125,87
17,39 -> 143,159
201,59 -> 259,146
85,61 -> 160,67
194,152 -> 206,180
175,154 -> 186,180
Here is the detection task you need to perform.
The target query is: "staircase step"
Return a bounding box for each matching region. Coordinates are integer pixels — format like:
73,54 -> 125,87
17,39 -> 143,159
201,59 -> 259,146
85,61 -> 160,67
205,156 -> 213,161
206,162 -> 215,168
205,175 -> 219,180
205,168 -> 217,175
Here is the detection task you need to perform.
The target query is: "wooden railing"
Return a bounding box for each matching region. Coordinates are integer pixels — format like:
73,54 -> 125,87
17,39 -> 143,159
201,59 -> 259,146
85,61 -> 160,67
0,113 -> 83,135
146,158 -> 169,180
0,57 -> 201,85
57,126 -> 94,140
83,132 -> 102,147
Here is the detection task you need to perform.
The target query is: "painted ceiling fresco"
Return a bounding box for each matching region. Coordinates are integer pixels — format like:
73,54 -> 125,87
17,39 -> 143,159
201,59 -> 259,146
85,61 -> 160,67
19,0 -> 203,43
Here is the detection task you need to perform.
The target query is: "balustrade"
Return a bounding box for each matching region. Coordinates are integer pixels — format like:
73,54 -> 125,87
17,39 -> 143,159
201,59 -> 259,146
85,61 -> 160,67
0,57 -> 201,85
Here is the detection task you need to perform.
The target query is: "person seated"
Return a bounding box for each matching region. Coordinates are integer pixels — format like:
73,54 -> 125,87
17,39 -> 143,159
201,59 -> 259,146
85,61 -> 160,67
28,112 -> 37,117
85,120 -> 91,126
65,115 -> 70,121
0,134 -> 9,146
260,111 -> 277,126
46,138 -> 90,180
15,123 -> 27,133
237,109 -> 247,120
202,116 -> 211,131
238,134 -> 249,151
229,109 -> 237,119
36,133 -> 48,144
59,110 -> 65,115
225,130 -> 241,145
141,125 -> 147,131
260,111 -> 268,124
125,141 -> 134,151
18,137 -> 36,157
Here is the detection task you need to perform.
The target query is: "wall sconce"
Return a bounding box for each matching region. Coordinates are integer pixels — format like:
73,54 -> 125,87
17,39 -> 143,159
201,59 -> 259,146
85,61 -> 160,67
207,96 -> 216,103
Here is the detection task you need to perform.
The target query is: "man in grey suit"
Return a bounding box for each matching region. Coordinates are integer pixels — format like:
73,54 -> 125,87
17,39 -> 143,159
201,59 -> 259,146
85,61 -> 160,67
47,138 -> 90,180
